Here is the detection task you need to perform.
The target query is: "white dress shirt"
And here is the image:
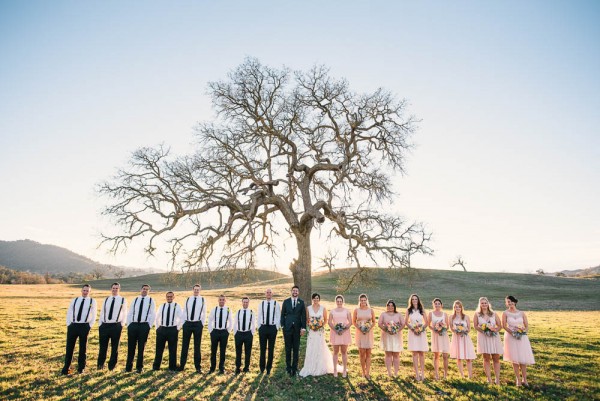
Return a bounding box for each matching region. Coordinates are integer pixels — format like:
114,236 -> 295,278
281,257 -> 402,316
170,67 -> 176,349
256,299 -> 281,330
156,302 -> 184,330
99,295 -> 127,326
183,296 -> 207,324
66,296 -> 97,328
126,296 -> 156,327
208,306 -> 233,333
233,308 -> 256,335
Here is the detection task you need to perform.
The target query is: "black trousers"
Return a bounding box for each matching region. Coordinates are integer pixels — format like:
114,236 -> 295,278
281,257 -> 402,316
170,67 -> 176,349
126,322 -> 151,371
62,323 -> 90,373
97,323 -> 123,370
153,326 -> 179,370
258,325 -> 277,373
209,329 -> 229,372
234,331 -> 253,371
179,321 -> 203,370
283,327 -> 301,373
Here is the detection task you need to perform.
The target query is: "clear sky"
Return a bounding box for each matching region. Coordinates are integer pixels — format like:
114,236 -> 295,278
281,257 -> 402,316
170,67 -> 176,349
1,1 -> 598,274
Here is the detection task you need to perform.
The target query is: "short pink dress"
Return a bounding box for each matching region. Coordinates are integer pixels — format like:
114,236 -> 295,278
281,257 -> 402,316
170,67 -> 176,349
430,312 -> 450,353
354,308 -> 374,349
329,308 -> 352,346
449,316 -> 476,360
475,313 -> 503,355
503,311 -> 535,365
379,312 -> 403,352
407,310 -> 428,352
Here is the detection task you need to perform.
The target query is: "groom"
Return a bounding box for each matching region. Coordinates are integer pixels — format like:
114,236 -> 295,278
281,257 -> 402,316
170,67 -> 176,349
280,285 -> 306,377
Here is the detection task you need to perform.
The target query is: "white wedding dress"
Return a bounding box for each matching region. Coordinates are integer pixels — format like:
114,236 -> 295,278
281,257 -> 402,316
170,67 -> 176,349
299,305 -> 335,377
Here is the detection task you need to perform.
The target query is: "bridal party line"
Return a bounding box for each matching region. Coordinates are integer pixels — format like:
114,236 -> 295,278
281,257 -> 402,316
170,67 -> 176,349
61,283 -> 535,388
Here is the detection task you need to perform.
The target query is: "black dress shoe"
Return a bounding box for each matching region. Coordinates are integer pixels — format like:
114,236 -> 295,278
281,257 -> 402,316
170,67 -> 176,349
243,368 -> 249,373
218,370 -> 225,375
235,369 -> 241,375
195,369 -> 202,374
136,368 -> 143,373
208,368 -> 215,374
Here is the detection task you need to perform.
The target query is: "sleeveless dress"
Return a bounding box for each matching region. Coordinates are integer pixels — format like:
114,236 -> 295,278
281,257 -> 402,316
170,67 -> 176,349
379,312 -> 403,352
476,313 -> 503,355
299,305 -> 335,376
430,312 -> 450,353
329,308 -> 352,346
449,316 -> 476,360
407,310 -> 428,352
354,308 -> 374,349
503,311 -> 535,365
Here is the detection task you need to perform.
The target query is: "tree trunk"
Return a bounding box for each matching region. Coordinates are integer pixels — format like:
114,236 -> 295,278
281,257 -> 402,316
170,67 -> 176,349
291,231 -> 312,303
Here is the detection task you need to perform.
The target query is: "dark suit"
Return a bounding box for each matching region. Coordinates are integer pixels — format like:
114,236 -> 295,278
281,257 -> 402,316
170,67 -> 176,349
280,297 -> 306,375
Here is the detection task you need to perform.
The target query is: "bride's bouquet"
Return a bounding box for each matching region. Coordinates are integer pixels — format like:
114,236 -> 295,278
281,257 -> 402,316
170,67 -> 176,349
334,322 -> 347,335
454,323 -> 468,337
433,321 -> 448,336
511,325 -> 527,339
385,321 -> 402,335
358,320 -> 372,334
308,316 -> 325,332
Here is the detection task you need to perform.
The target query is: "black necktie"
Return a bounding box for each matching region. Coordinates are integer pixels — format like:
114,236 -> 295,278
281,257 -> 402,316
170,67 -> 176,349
137,298 -> 144,322
266,302 -> 270,325
166,304 -> 171,326
293,299 -> 296,309
76,298 -> 85,322
218,307 -> 223,329
190,297 -> 197,321
108,297 -> 116,320
242,310 -> 247,331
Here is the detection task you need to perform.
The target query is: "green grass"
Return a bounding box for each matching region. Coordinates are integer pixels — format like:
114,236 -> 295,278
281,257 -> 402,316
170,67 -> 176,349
0,283 -> 599,400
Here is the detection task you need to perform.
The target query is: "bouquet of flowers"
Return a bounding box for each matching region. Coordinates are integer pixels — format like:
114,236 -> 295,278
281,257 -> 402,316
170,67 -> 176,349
511,325 -> 527,339
308,316 -> 324,332
454,323 -> 468,336
408,322 -> 425,335
433,321 -> 447,336
480,323 -> 498,337
358,320 -> 372,334
334,322 -> 346,335
386,321 -> 402,335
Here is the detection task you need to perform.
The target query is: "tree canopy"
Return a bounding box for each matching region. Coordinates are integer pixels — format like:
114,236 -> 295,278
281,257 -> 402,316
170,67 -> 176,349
99,58 -> 432,300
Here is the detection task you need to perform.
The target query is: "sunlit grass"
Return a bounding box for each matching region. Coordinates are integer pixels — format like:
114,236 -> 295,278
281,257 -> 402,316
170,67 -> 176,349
0,284 -> 598,400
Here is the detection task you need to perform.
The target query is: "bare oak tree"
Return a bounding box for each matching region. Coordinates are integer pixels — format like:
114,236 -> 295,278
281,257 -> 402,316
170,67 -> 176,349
319,248 -> 339,273
99,58 -> 432,301
452,256 -> 467,272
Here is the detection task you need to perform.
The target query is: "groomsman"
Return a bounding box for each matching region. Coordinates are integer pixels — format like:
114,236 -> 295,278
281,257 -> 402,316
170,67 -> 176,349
125,284 -> 156,373
280,285 -> 306,377
208,294 -> 233,374
153,291 -> 183,371
179,284 -> 207,372
257,288 -> 281,375
62,284 -> 97,375
97,282 -> 127,371
233,297 -> 256,374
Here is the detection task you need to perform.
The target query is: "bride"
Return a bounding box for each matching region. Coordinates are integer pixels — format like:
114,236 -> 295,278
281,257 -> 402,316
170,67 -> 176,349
299,293 -> 335,377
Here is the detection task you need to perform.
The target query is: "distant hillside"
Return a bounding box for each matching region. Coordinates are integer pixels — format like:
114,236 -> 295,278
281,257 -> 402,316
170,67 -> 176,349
0,239 -> 105,274
557,265 -> 600,278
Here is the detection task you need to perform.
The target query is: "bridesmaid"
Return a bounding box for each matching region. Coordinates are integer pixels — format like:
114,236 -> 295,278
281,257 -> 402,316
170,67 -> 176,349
378,299 -> 404,377
328,295 -> 352,377
428,298 -> 450,380
406,293 -> 428,381
473,297 -> 503,384
353,294 -> 376,379
449,300 -> 476,379
502,295 -> 535,387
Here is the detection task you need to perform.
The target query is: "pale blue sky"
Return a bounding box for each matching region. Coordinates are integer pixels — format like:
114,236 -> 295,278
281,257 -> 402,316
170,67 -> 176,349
1,1 -> 598,274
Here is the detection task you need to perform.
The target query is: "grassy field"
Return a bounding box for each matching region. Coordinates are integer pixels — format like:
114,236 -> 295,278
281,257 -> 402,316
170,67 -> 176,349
0,281 -> 599,401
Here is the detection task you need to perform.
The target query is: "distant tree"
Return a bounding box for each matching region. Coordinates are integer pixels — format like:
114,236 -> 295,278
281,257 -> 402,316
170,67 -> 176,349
113,267 -> 126,279
90,266 -> 107,280
451,256 -> 467,272
555,272 -> 566,277
319,248 -> 339,273
536,268 -> 545,275
99,58 -> 432,301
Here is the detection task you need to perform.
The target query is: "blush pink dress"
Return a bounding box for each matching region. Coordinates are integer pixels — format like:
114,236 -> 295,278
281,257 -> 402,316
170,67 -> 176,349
329,308 -> 352,346
354,308 -> 374,349
476,313 -> 503,355
503,310 -> 535,365
407,310 -> 428,352
430,312 -> 450,353
449,316 -> 476,360
378,312 -> 403,352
